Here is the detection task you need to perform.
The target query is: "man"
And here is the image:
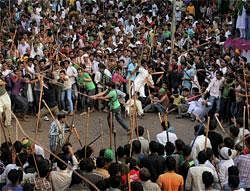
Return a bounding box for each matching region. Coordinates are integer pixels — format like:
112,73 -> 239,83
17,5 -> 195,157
234,136 -> 250,189
91,82 -> 128,131
157,157 -> 184,191
94,63 -> 112,111
140,168 -> 161,191
59,70 -> 73,115
63,60 -> 78,104
190,124 -> 212,162
50,151 -> 78,191
144,88 -> 169,114
0,78 -> 11,128
21,138 -> 45,158
77,66 -> 96,112
11,69 -> 29,120
203,71 -> 224,115
134,126 -> 149,154
49,112 -> 69,154
133,60 -> 154,100
156,121 -> 178,146
186,151 -> 218,191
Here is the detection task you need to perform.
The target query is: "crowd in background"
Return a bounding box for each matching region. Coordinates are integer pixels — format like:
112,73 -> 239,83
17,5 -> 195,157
0,0 -> 250,190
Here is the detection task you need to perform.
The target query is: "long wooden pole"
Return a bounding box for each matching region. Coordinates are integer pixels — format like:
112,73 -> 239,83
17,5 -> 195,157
214,115 -> 226,134
109,111 -> 113,148
35,76 -> 44,141
205,117 -> 210,151
243,106 -> 246,149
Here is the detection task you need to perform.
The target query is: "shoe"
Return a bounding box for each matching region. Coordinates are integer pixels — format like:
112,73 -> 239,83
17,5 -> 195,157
61,110 -> 68,114
43,116 -> 49,121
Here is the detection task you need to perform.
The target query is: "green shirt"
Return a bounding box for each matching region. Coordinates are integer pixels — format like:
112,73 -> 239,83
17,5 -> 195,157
107,89 -> 120,110
77,73 -> 95,91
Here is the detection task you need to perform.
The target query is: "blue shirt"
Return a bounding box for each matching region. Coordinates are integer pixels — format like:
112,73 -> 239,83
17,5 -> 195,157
126,62 -> 137,81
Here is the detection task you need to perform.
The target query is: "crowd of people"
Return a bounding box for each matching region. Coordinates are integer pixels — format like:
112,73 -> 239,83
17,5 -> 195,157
0,0 -> 250,190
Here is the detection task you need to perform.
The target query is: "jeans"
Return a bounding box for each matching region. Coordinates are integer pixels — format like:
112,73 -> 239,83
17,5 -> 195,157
61,89 -> 73,112
144,103 -> 166,114
108,107 -> 128,130
208,96 -> 220,114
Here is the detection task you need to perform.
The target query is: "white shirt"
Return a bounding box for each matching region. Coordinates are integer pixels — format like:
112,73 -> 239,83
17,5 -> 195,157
190,135 -> 212,161
18,42 -> 30,56
218,159 -> 234,186
235,128 -> 250,145
206,77 -> 224,97
156,131 -> 178,146
66,66 -> 78,85
186,164 -> 217,191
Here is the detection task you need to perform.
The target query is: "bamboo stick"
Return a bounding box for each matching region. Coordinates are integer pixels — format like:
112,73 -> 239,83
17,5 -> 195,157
243,106 -> 246,149
214,115 -> 226,133
205,117 -> 210,151
35,76 -> 44,141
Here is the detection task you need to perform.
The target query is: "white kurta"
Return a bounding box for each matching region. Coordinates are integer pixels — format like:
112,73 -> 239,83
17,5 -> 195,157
236,7 -> 247,29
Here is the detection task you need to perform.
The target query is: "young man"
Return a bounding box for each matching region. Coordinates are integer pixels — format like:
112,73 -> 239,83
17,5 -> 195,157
90,82 -> 128,131
157,156 -> 184,191
77,66 -> 96,112
144,87 -> 169,114
49,112 -> 69,154
59,70 -> 73,115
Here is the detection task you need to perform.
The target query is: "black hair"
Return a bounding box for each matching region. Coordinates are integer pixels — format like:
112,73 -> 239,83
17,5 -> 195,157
79,158 -> 95,172
23,182 -> 34,191
236,118 -> 243,127
70,169 -> 83,186
149,141 -> 159,153
99,148 -> 106,157
175,139 -> 185,152
62,143 -> 72,155
108,163 -> 121,176
123,144 -> 131,157
165,142 -> 175,156
7,169 -> 23,185
183,145 -> 192,157
216,71 -> 223,76
13,141 -> 23,153
228,166 -> 239,176
132,140 -> 141,154
157,143 -> 165,156
197,150 -> 207,164
56,153 -> 68,170
57,112 -> 66,120
166,156 -> 176,171
224,137 -> 235,149
194,124 -> 205,135
202,171 -> 214,189
59,69 -> 66,74
230,126 -> 240,137
139,168 -> 151,181
137,126 -> 144,136
37,159 -> 50,178
228,175 -> 240,189
17,152 -> 28,167
96,156 -> 106,168
131,181 -> 143,191
109,176 -> 121,188
205,148 -> 214,160
127,158 -> 137,170
116,146 -> 125,158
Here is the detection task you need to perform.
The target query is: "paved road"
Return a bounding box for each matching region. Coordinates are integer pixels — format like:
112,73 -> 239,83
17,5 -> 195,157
1,111 -> 199,155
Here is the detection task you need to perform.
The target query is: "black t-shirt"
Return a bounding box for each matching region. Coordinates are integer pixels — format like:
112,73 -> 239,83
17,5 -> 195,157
43,84 -> 57,108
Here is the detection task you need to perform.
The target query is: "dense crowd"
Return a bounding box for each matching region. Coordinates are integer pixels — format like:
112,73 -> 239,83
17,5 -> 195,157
0,0 -> 250,190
